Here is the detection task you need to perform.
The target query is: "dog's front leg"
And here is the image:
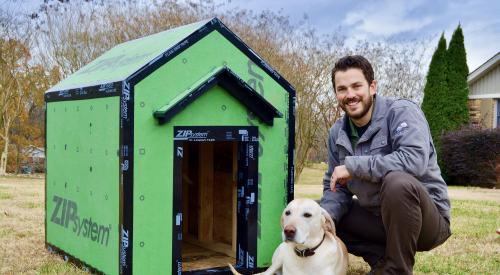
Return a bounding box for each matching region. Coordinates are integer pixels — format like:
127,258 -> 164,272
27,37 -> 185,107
258,260 -> 282,275
229,244 -> 285,275
256,243 -> 284,275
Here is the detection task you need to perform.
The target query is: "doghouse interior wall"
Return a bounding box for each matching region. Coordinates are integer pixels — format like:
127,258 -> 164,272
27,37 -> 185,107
212,141 -> 237,248
182,142 -> 236,247
46,97 -> 120,275
181,141 -> 237,271
133,35 -> 290,274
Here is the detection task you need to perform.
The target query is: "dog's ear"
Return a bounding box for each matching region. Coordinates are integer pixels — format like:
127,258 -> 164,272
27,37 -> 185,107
280,210 -> 286,241
321,208 -> 336,236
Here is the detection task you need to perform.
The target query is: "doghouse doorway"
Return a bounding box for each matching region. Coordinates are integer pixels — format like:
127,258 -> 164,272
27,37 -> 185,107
173,126 -> 258,274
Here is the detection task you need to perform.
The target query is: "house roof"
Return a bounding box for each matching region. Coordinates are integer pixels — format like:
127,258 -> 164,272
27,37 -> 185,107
23,146 -> 45,158
468,52 -> 500,84
154,67 -> 282,126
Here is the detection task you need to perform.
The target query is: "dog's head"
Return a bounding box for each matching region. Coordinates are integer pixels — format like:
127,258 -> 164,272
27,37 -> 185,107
280,198 -> 336,248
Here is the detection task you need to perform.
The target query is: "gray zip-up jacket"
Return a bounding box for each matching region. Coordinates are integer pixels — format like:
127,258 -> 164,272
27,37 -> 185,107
320,95 -> 451,222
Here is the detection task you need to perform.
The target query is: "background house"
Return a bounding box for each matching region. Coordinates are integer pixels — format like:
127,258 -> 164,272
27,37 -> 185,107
468,52 -> 500,128
20,145 -> 45,174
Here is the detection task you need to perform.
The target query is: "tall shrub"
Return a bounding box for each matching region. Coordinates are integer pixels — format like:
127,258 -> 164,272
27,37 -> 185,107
421,34 -> 449,153
446,24 -> 470,128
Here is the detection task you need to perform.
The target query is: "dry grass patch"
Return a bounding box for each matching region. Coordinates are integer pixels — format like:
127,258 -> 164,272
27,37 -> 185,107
0,191 -> 13,200
297,162 -> 328,185
0,176 -> 86,275
1,174 -> 499,274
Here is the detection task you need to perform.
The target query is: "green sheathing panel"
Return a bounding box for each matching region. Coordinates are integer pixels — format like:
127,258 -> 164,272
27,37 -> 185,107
154,68 -> 226,114
48,19 -> 210,92
46,97 -> 120,274
133,30 -> 289,273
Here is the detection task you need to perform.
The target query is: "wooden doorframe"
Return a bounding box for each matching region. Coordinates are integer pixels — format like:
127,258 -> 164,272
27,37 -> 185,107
172,126 -> 258,274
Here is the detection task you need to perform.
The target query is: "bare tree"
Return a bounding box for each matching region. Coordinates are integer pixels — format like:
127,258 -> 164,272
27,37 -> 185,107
24,0 -> 429,181
32,0 -> 222,76
351,39 -> 430,103
0,38 -> 31,175
0,2 -> 56,174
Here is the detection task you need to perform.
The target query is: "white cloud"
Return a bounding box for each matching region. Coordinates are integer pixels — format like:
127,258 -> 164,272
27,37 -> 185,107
462,21 -> 500,71
338,0 -> 500,71
342,0 -> 434,36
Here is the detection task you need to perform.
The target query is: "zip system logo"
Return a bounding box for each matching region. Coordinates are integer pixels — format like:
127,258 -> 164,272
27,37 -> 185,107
50,195 -> 111,246
174,130 -> 209,141
120,226 -> 129,269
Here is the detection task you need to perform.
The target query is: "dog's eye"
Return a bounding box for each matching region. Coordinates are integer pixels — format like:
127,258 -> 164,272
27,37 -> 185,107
285,210 -> 291,216
303,212 -> 312,218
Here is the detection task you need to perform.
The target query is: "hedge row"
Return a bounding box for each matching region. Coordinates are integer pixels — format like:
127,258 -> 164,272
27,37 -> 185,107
441,126 -> 500,188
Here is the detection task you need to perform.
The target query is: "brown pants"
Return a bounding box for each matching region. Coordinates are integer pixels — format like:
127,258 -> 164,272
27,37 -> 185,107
337,171 -> 451,275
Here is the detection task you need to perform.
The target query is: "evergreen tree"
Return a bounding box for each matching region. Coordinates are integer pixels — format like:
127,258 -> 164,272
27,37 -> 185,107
446,24 -> 470,128
421,34 -> 450,151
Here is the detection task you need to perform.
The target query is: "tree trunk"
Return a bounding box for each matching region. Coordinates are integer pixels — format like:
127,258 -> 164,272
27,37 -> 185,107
15,144 -> 20,174
0,119 -> 11,175
294,147 -> 309,184
0,138 -> 8,175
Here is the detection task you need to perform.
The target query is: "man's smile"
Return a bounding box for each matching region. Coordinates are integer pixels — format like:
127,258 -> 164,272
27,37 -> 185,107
344,97 -> 361,108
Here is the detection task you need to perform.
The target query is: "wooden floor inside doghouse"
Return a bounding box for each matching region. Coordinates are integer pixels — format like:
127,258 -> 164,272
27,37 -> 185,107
181,141 -> 238,272
182,242 -> 234,271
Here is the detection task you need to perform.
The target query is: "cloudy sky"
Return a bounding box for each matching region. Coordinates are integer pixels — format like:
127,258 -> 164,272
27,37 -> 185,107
222,0 -> 499,72
3,0 -> 499,72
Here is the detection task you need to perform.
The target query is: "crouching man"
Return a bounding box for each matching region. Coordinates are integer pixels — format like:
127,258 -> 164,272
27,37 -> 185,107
320,55 -> 451,274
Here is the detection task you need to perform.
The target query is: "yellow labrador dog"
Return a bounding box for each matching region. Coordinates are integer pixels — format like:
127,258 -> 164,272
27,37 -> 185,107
229,198 -> 348,275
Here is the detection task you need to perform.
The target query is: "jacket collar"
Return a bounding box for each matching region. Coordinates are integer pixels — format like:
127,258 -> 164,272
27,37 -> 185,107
358,95 -> 386,144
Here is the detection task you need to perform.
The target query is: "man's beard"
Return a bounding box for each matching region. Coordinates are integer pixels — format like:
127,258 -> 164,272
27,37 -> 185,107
340,94 -> 374,120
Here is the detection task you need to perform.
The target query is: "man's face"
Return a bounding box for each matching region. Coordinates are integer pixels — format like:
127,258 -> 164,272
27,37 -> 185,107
334,68 -> 377,124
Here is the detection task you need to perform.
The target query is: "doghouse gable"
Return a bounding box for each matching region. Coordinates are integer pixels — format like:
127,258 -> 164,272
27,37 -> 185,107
136,67 -> 281,274
132,45 -> 289,274
45,17 -> 295,275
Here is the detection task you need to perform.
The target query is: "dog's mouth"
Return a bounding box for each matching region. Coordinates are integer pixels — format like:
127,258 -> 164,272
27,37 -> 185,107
284,237 -> 305,245
285,236 -> 295,242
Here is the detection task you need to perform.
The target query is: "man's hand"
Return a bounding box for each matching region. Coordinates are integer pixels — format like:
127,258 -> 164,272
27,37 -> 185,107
330,165 -> 352,192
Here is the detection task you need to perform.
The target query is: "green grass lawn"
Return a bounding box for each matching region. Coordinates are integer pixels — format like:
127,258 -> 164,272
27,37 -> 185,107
290,194 -> 500,274
413,199 -> 500,274
296,165 -> 500,274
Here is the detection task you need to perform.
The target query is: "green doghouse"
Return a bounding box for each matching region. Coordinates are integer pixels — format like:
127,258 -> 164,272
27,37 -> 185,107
45,18 -> 295,274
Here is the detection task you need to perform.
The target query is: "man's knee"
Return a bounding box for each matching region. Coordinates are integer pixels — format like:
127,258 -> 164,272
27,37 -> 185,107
381,171 -> 418,206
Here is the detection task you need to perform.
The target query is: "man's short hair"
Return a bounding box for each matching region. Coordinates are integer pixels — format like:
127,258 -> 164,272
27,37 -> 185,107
331,55 -> 374,91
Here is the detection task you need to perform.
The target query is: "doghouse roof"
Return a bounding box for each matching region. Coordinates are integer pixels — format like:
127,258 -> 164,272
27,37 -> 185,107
46,19 -> 212,92
45,18 -> 295,97
153,66 -> 282,126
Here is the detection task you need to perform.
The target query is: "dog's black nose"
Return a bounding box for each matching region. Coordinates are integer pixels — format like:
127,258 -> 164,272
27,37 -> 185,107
284,225 -> 296,240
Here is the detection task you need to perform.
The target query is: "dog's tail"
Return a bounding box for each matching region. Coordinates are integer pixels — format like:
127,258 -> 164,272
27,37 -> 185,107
228,263 -> 243,275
